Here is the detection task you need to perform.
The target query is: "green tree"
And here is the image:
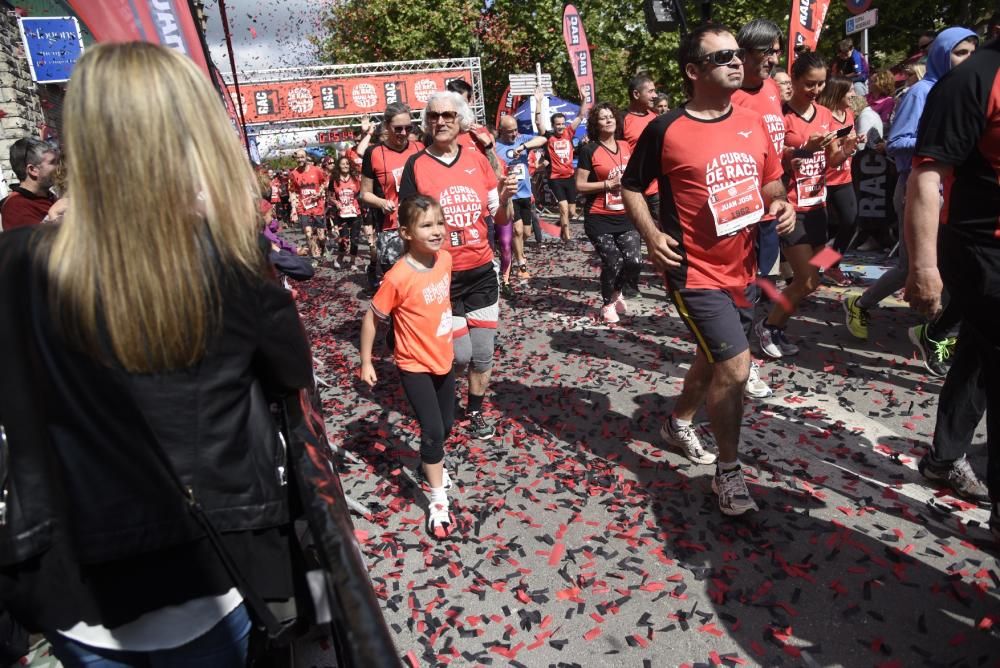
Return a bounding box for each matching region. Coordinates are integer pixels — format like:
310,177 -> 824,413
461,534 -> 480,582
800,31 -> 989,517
315,0 -> 997,123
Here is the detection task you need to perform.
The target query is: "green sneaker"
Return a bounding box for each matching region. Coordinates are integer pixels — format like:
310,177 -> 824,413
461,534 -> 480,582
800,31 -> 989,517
843,294 -> 869,340
908,324 -> 955,377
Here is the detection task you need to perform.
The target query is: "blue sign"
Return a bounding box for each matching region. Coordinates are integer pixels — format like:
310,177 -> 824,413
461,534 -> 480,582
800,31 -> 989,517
18,17 -> 84,84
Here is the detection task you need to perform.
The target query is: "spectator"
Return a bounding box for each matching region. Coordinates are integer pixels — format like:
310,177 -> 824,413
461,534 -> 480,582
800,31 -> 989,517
0,138 -> 60,230
832,38 -> 870,95
866,69 -> 896,126
0,42 -> 313,666
772,70 -> 793,102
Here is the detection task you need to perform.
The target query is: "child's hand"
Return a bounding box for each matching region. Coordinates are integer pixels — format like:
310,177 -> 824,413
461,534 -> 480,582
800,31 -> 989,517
360,362 -> 377,387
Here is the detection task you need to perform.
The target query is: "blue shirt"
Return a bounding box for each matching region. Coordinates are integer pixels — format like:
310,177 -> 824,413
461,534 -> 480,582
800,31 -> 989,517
496,134 -> 536,200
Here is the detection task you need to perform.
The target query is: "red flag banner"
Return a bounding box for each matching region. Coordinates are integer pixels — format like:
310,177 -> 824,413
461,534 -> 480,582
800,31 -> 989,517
562,5 -> 595,106
495,86 -> 520,129
786,0 -> 833,71
67,0 -> 210,76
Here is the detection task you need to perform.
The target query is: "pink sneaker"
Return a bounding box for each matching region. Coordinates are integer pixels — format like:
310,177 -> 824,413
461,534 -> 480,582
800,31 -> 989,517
601,302 -> 620,323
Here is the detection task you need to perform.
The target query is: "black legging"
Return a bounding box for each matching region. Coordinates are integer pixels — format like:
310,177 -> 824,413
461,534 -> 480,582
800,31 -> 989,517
586,228 -> 642,305
827,183 -> 858,254
399,369 -> 455,465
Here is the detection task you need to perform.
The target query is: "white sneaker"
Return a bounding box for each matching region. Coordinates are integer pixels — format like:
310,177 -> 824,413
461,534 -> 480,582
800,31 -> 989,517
712,466 -> 759,516
659,419 -> 717,465
601,302 -> 620,323
772,328 -> 799,356
756,320 -> 798,358
613,292 -> 629,315
744,360 -> 772,398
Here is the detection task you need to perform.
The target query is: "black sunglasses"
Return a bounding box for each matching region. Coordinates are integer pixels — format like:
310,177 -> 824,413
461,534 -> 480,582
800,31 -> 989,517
390,124 -> 413,133
753,47 -> 782,57
699,48 -> 746,66
426,110 -> 459,123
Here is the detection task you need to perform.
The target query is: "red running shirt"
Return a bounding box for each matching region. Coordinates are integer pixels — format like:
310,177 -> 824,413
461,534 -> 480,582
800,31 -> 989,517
546,127 -> 576,179
287,165 -> 327,216
576,140 -> 632,217
825,107 -> 855,187
621,111 -> 659,196
731,79 -> 787,155
621,106 -> 783,290
331,176 -> 361,218
398,147 -> 499,272
362,141 -> 423,230
783,102 -> 834,211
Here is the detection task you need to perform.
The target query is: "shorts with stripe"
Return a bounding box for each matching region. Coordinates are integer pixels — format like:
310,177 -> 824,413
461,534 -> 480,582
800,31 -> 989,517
450,260 -> 499,338
669,285 -> 757,363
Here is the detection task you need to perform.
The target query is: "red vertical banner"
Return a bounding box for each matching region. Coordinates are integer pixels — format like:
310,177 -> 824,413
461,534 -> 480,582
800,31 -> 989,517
562,5 -> 595,106
494,86 -> 520,129
786,0 -> 833,71
66,0 -> 210,77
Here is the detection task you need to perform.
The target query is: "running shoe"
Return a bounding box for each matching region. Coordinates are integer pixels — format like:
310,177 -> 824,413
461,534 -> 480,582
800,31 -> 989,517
843,294 -> 870,341
467,411 -> 495,440
918,453 -> 989,506
425,497 -> 455,540
823,266 -> 852,287
744,360 -> 772,398
613,293 -> 629,315
332,257 -> 342,270
500,281 -> 517,301
712,466 -> 759,516
516,264 -> 532,279
601,302 -> 620,324
908,324 -> 955,377
659,419 -> 717,465
756,321 -> 798,358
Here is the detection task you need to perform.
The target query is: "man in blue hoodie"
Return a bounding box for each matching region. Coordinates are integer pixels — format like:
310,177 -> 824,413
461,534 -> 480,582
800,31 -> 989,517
844,28 -> 978,357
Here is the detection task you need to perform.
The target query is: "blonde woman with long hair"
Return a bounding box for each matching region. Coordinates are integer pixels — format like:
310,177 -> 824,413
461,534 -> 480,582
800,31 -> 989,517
0,42 -> 313,665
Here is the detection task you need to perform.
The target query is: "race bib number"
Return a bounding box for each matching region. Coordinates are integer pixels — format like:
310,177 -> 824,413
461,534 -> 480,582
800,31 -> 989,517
708,177 -> 765,236
554,140 -> 572,162
512,163 -> 528,181
436,310 -> 453,337
795,175 -> 826,207
301,188 -> 320,210
604,189 -> 624,211
338,190 -> 358,217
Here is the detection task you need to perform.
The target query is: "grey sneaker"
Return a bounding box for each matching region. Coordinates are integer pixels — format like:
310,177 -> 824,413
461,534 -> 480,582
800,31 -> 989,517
660,419 -> 717,465
467,411 -> 496,440
908,324 -> 955,377
918,454 -> 990,506
712,466 -> 759,516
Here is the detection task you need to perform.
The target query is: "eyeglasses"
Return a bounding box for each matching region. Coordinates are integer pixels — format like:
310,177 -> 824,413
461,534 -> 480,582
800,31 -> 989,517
699,48 -> 745,66
391,124 -> 413,133
754,47 -> 782,57
426,110 -> 458,123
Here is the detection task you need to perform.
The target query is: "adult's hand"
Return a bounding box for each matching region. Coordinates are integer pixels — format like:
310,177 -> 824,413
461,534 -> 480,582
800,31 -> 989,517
905,267 -> 944,319
645,230 -> 684,271
770,201 -> 796,236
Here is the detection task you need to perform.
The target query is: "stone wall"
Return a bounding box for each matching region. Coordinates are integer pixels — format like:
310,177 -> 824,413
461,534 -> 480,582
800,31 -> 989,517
0,7 -> 46,196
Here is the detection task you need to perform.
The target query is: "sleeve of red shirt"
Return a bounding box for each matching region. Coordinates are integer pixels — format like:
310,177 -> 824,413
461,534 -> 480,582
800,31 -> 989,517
622,117 -> 665,193
758,115 -> 784,184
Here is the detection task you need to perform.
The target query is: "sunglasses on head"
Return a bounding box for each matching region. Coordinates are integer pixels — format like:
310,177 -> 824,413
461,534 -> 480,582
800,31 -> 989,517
699,48 -> 746,66
426,110 -> 458,123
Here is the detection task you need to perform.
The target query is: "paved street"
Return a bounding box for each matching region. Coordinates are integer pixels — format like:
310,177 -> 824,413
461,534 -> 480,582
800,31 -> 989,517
298,226 -> 998,667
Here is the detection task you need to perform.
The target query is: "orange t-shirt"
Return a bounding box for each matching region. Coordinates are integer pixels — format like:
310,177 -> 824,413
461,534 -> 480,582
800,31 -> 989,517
371,252 -> 454,375
621,110 -> 659,196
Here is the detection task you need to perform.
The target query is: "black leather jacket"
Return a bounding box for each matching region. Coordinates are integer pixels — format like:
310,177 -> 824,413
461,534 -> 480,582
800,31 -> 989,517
0,226 -> 313,570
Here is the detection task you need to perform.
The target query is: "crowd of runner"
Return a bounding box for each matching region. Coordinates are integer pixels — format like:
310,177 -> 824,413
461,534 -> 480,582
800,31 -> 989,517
221,19 -> 1000,541
2,20 -> 997,545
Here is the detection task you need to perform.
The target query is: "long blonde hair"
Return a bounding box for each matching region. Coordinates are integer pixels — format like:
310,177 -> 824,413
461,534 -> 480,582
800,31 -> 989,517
49,42 -> 264,373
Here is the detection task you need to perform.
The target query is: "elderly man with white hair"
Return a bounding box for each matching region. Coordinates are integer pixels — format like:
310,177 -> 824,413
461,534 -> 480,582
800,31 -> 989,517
399,92 -> 517,440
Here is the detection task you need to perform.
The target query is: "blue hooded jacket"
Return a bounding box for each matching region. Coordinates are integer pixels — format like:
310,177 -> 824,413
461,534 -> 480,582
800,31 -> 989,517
886,26 -> 978,172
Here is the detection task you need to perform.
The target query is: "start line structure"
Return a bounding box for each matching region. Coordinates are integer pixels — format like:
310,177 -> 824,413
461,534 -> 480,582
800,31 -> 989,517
222,58 -> 485,159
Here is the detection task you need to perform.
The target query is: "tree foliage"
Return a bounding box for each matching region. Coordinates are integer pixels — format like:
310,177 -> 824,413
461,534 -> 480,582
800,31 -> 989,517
315,0 -> 997,124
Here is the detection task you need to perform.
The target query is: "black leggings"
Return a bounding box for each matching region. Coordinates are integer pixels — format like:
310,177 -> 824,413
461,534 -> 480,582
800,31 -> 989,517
827,183 -> 859,254
399,369 -> 455,466
586,229 -> 642,304
336,216 -> 361,255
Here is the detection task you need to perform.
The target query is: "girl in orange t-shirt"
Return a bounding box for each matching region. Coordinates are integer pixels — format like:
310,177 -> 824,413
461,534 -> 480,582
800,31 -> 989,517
359,195 -> 457,539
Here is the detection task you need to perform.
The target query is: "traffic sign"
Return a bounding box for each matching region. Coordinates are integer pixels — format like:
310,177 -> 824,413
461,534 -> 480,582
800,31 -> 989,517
846,8 -> 878,35
845,0 -> 873,15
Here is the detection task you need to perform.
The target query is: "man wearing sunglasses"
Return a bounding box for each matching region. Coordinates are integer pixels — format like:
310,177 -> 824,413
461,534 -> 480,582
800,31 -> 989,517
730,18 -> 788,400
622,23 -> 795,517
361,102 -> 424,287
